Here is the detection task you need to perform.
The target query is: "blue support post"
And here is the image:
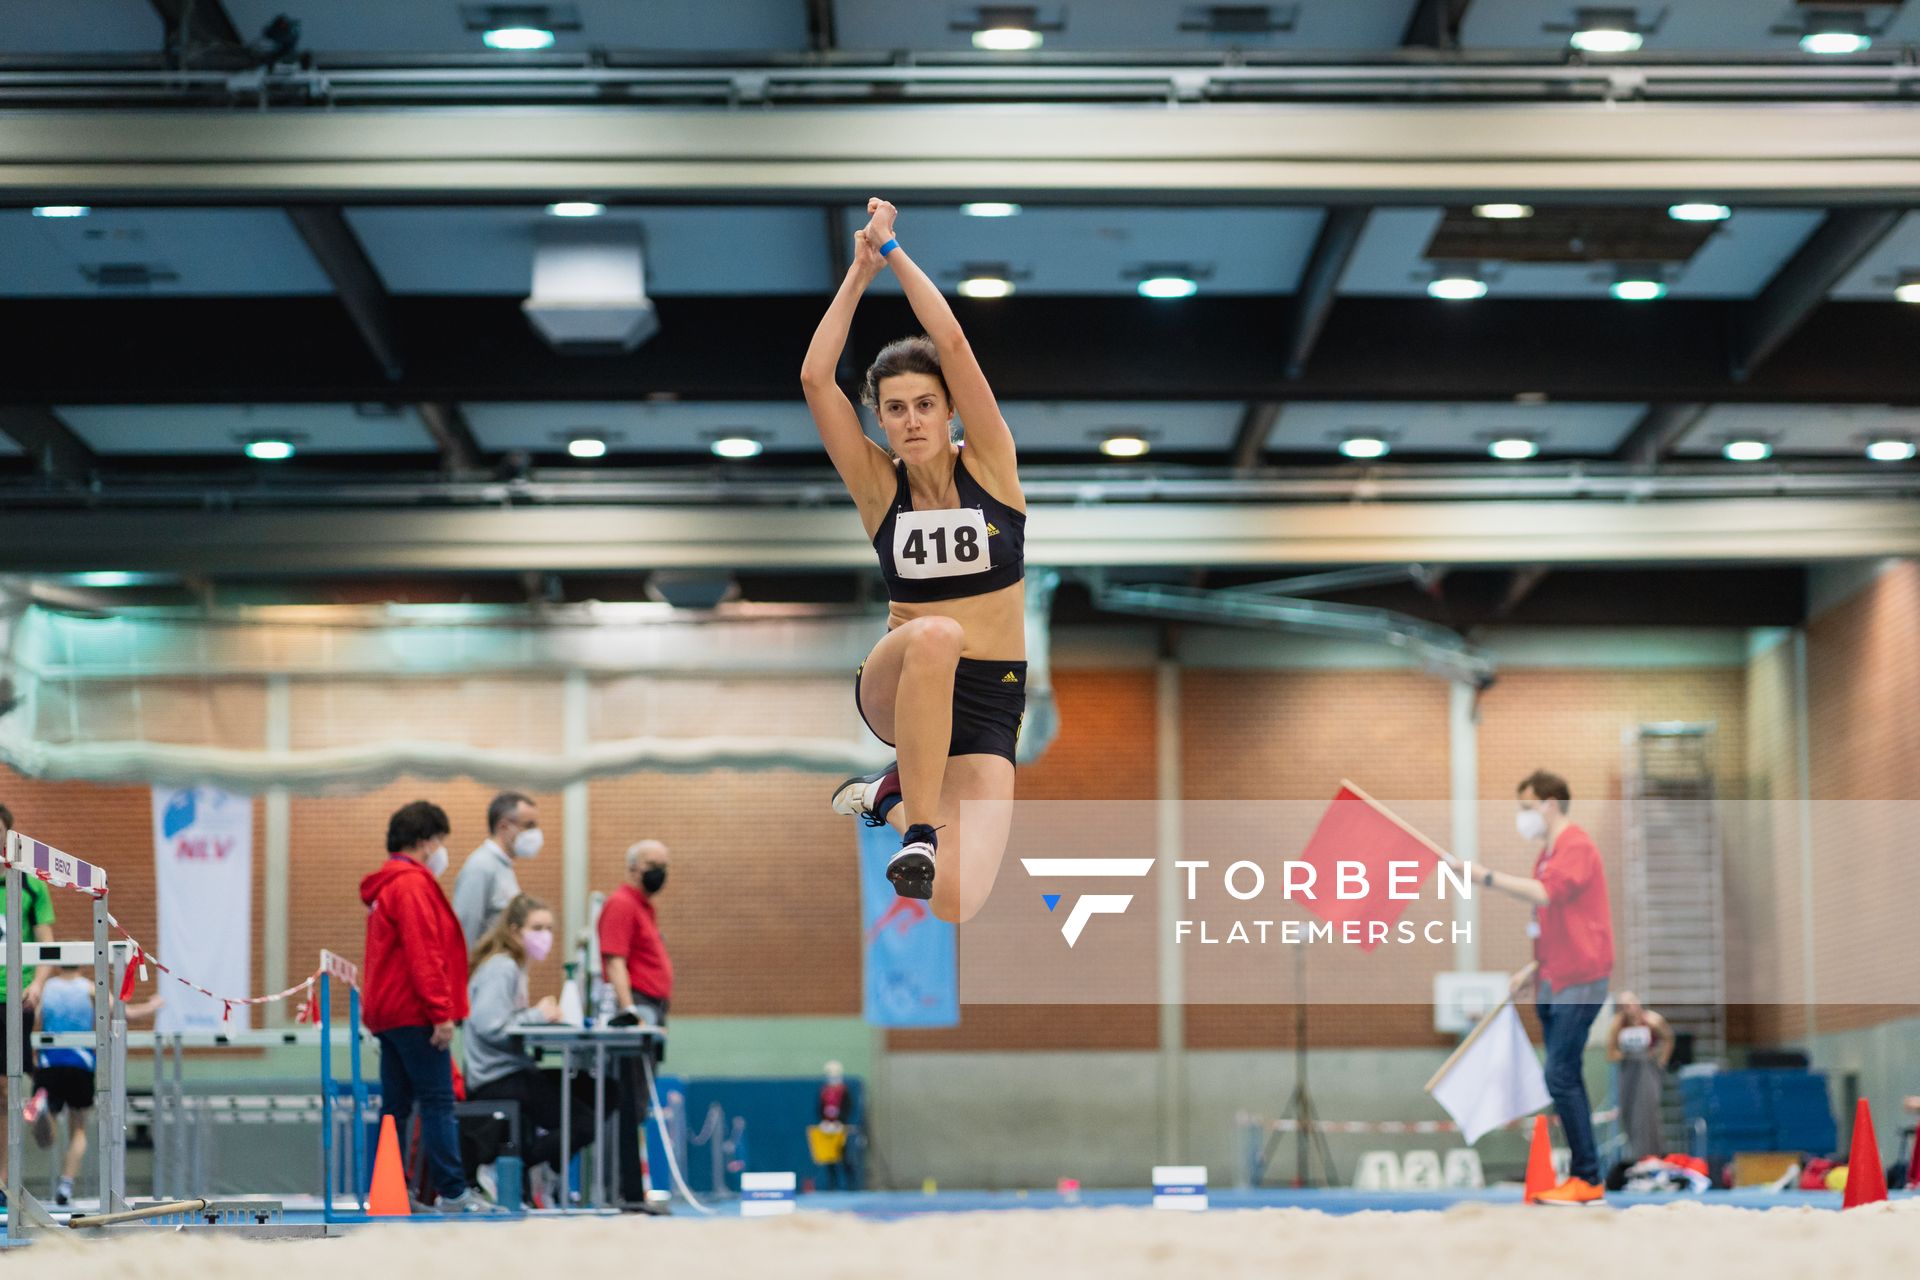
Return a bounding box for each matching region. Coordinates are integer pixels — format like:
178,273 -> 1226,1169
320,971 -> 335,1222
350,986 -> 367,1207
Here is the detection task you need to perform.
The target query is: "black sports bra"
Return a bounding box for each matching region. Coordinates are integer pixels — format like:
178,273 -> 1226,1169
871,448 -> 1026,604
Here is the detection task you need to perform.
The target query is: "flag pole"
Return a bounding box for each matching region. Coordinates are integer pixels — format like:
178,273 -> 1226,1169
1338,779 -> 1460,865
1423,961 -> 1539,1094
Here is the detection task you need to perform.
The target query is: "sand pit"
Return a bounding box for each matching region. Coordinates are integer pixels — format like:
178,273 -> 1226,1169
20,1202 -> 1920,1280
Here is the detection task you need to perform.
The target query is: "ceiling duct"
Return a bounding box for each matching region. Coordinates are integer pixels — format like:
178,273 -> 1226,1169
522,224 -> 658,354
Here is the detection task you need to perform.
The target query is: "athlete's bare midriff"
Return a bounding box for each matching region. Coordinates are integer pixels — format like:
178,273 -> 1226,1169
886,578 -> 1026,661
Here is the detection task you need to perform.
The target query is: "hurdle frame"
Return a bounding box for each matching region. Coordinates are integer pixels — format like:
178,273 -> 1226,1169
316,949 -> 373,1225
5,830 -> 129,1239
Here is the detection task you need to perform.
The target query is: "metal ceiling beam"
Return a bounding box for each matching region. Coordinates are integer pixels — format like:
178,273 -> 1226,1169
285,205 -> 403,381
1402,0 -> 1470,48
8,295 -> 1920,405
7,104 -> 1920,203
805,0 -> 837,53
416,401 -> 484,474
1283,206 -> 1369,379
0,408 -> 96,483
1614,402 -> 1710,467
1729,207 -> 1904,381
0,498 -> 1910,574
1231,403 -> 1282,476
149,0 -> 244,59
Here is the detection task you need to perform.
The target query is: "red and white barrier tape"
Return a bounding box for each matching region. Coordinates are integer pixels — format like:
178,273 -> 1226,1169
15,856 -> 354,1027
1258,1108 -> 1618,1136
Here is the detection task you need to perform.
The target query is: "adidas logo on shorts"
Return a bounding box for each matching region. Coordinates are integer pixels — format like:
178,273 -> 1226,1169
1001,671 -> 1019,683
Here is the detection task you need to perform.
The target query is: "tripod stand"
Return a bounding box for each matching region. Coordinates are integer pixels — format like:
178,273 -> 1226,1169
1255,941 -> 1337,1187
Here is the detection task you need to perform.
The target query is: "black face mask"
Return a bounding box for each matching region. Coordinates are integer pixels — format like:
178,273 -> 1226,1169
641,866 -> 667,895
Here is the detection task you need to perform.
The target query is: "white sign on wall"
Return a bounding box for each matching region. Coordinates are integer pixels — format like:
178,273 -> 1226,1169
151,786 -> 253,1032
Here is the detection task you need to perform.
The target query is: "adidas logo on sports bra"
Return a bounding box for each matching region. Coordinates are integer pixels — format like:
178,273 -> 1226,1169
986,522 -> 1000,536
1002,671 -> 1019,684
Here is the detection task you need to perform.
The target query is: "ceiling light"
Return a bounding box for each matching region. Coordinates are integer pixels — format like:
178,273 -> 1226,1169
972,27 -> 1043,51
31,205 -> 90,218
961,202 -> 1022,218
244,439 -> 295,461
1609,278 -> 1667,301
1669,203 -> 1732,222
545,201 -> 605,218
1137,276 -> 1198,299
1427,276 -> 1488,301
1339,437 -> 1390,460
1866,439 -> 1916,462
70,571 -> 143,588
1895,279 -> 1920,304
1722,439 -> 1772,462
1800,31 -> 1870,55
711,436 -> 763,459
1473,204 -> 1534,220
482,26 -> 555,50
1569,26 -> 1643,53
567,436 -> 608,459
1489,438 -> 1540,460
958,277 -> 1016,299
1099,435 -> 1150,459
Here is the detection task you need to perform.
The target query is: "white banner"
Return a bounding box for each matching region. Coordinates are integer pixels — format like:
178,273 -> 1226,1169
152,786 -> 253,1032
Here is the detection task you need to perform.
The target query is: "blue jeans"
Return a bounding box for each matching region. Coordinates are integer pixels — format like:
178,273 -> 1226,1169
377,1026 -> 467,1201
1537,978 -> 1607,1184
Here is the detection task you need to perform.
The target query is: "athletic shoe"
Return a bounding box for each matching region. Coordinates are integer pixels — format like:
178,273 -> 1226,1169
25,1089 -> 53,1149
438,1188 -> 512,1216
832,764 -> 901,828
53,1177 -> 72,1207
887,824 -> 938,900
528,1163 -> 556,1210
1533,1177 -> 1605,1207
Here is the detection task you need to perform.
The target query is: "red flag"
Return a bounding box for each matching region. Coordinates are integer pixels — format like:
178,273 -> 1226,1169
119,949 -> 142,1002
1295,784 -> 1449,952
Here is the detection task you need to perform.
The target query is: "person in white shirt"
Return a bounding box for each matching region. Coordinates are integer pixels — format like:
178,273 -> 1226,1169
451,792 -> 543,947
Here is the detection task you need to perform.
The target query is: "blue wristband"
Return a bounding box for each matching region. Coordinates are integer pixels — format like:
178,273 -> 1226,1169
878,238 -> 899,257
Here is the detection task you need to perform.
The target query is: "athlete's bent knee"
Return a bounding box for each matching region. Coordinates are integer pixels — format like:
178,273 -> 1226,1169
901,615 -> 964,663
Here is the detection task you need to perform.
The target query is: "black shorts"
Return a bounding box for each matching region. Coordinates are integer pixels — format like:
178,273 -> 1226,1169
35,1064 -> 93,1114
856,658 -> 1026,763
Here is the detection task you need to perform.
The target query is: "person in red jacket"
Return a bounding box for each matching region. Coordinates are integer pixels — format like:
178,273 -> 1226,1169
1462,769 -> 1614,1208
360,800 -> 499,1215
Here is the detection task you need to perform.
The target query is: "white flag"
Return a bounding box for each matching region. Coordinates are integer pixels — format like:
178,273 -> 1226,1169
1428,1002 -> 1551,1144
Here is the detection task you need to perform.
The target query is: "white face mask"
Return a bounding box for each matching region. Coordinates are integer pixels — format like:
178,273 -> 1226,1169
512,827 -> 545,860
1515,807 -> 1549,842
425,844 -> 449,877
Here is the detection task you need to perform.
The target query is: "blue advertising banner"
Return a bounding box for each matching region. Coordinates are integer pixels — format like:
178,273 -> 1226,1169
858,823 -> 959,1028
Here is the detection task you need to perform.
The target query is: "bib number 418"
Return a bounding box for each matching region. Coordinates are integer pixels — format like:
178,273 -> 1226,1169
893,508 -> 990,580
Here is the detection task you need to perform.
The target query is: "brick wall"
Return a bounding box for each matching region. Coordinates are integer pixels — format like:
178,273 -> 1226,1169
1800,562 -> 1920,1034
1180,670 -> 1451,1051
6,645 -> 1859,1057
0,765 -> 267,1028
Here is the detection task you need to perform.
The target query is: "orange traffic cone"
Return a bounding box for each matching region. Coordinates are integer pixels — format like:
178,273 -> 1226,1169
368,1114 -> 413,1217
1523,1114 -> 1557,1204
1842,1098 -> 1888,1209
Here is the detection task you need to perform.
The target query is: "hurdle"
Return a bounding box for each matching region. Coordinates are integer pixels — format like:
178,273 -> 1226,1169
4,831 -> 334,1241
5,831 -> 128,1240
316,949 -> 375,1225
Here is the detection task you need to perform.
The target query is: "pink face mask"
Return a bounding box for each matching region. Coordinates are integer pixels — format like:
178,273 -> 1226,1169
522,927 -> 554,963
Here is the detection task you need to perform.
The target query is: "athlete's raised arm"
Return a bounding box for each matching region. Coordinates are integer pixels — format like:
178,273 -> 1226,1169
861,199 -> 1020,501
801,231 -> 895,518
